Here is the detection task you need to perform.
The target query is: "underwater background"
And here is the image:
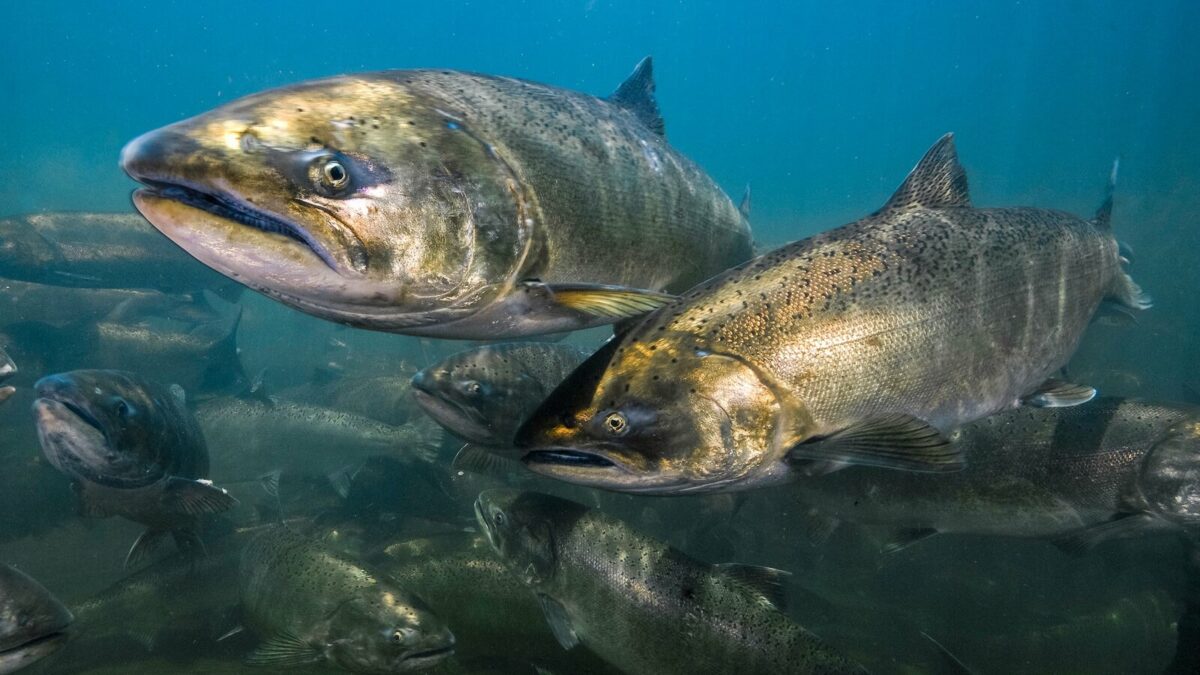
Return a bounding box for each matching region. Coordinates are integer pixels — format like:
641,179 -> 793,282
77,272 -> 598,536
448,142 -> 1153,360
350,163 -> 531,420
2,1 -> 1200,673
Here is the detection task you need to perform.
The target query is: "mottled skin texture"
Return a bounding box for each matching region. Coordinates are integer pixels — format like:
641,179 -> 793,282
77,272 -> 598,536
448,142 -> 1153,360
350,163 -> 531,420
32,370 -> 216,537
121,61 -> 752,338
519,135 -> 1145,493
0,565 -> 72,675
239,526 -> 455,672
378,533 -> 619,673
195,396 -> 442,483
796,398 -> 1200,538
476,490 -> 862,675
411,343 -> 587,446
0,212 -> 233,293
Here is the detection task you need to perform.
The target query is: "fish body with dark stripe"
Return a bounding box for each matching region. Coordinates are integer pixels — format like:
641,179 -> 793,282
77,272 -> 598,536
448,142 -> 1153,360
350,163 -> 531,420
517,134 -> 1150,494
475,490 -> 863,675
120,59 -> 752,338
792,398 -> 1200,547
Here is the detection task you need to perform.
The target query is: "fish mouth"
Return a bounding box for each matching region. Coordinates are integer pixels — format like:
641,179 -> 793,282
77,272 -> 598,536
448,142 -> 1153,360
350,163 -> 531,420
523,449 -> 616,468
0,631 -> 70,667
402,644 -> 455,665
135,181 -> 342,272
409,389 -> 494,445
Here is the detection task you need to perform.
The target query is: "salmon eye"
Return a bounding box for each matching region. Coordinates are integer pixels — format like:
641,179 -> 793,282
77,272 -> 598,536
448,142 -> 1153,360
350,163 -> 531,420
323,160 -> 348,188
493,511 -> 506,526
603,412 -> 628,436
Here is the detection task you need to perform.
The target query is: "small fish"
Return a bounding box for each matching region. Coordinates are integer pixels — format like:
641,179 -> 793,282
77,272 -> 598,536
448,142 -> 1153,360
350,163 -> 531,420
518,135 -> 1148,494
411,343 -> 588,446
238,525 -> 455,672
0,347 -> 15,406
475,490 -> 863,675
121,58 -> 752,338
0,564 -> 73,675
790,398 -> 1200,554
32,370 -> 237,567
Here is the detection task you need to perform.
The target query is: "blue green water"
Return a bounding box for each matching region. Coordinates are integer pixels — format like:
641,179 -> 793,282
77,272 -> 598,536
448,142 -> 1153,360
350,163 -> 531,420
3,1 -> 1200,673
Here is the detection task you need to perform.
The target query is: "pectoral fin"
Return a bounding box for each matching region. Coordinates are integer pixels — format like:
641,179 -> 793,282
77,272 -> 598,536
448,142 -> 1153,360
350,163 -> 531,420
162,477 -> 238,515
1021,379 -> 1096,408
245,630 -> 323,667
539,283 -> 674,320
713,563 -> 791,611
452,444 -> 526,479
536,593 -> 579,650
125,529 -> 168,569
786,415 -> 962,473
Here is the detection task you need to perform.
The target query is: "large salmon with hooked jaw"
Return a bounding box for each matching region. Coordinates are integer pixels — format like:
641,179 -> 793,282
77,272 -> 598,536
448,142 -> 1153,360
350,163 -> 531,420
120,58 -> 753,339
516,135 -> 1151,495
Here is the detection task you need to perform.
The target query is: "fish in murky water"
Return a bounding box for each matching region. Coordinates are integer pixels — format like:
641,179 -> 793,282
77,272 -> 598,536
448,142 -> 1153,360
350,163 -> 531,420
195,395 -> 442,491
791,398 -> 1200,553
518,135 -> 1150,494
120,58 -> 753,338
238,525 -> 455,672
411,343 -> 587,446
0,279 -> 186,330
0,347 -> 15,405
0,564 -> 72,675
378,533 -> 621,674
32,370 -> 237,566
0,212 -> 239,297
475,490 -> 863,674
285,371 -> 423,427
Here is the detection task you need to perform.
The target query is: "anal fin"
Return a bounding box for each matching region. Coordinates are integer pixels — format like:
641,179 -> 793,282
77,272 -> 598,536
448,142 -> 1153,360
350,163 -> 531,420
786,414 -> 963,473
1022,379 -> 1096,408
881,527 -> 940,555
1051,513 -> 1160,556
125,529 -> 168,569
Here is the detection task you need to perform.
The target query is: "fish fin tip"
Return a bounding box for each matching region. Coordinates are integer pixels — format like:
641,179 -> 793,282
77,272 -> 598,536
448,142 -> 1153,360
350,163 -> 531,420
881,527 -> 940,555
245,631 -> 322,666
786,414 -> 963,473
738,184 -> 752,219
921,631 -> 977,675
1108,270 -> 1152,312
882,133 -> 971,212
544,283 -> 675,320
608,56 -> 665,137
162,477 -> 239,515
1021,379 -> 1097,408
536,593 -> 580,650
713,563 -> 791,611
1050,514 -> 1156,556
125,529 -> 169,569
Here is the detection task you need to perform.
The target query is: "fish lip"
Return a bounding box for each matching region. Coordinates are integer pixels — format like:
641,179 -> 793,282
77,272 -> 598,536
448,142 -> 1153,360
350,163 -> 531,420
33,396 -> 104,436
0,630 -> 70,659
402,644 -> 455,663
133,181 -> 346,273
522,449 -> 617,468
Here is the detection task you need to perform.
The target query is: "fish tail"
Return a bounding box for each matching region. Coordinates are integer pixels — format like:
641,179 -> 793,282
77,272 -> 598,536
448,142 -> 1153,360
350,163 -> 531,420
1093,156 -> 1120,229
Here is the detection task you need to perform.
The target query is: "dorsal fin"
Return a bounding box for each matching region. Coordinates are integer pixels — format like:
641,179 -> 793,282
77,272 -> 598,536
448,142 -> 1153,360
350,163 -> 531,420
1093,157 -> 1119,230
608,56 -> 665,138
738,184 -> 751,219
882,133 -> 970,211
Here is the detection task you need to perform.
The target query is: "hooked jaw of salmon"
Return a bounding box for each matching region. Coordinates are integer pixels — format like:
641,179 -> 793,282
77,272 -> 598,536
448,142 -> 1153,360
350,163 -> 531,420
516,343 -> 782,494
120,76 -> 528,334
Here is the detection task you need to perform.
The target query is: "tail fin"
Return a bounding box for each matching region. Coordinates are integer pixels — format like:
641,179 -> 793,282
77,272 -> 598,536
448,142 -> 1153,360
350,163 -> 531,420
1094,156 -> 1120,230
1109,269 -> 1152,312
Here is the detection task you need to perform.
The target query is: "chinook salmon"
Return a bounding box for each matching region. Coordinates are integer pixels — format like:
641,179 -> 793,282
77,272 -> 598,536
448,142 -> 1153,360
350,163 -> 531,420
517,135 -> 1150,494
475,490 -> 863,674
32,370 -> 237,566
791,398 -> 1200,552
120,58 -> 753,338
